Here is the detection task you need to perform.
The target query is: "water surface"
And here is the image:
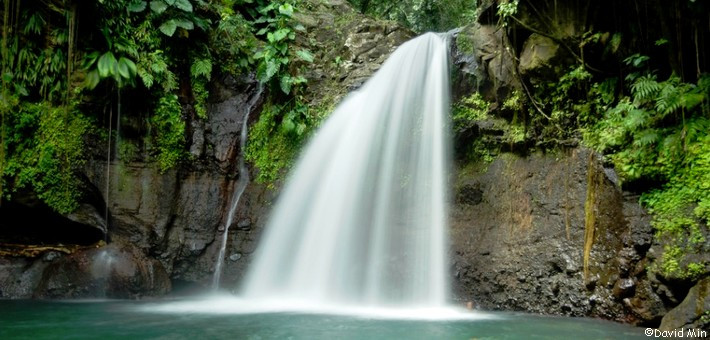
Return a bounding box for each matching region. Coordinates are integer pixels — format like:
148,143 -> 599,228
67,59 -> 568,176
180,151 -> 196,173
0,299 -> 646,339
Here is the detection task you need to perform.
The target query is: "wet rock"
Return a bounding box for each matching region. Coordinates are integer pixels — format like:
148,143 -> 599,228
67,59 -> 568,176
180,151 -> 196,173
659,278 -> 710,330
453,23 -> 521,103
207,75 -> 262,171
34,243 -> 171,299
613,278 -> 636,298
189,119 -> 205,158
42,251 -> 62,263
65,203 -> 107,237
237,218 -> 252,231
229,253 -> 242,262
457,182 -> 483,205
625,279 -> 668,325
0,257 -> 50,298
451,148 -> 648,321
518,34 -> 561,78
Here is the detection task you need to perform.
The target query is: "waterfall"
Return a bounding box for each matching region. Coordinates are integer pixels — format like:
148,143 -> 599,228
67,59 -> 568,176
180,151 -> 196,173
212,85 -> 263,289
241,33 -> 451,307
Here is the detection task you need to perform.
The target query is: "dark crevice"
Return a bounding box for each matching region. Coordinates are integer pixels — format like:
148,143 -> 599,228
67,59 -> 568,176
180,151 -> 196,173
0,202 -> 103,246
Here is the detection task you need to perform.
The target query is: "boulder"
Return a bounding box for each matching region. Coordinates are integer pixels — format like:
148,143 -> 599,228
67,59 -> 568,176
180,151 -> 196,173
33,243 -> 171,299
518,34 -> 561,78
453,23 -> 521,103
659,278 -> 710,330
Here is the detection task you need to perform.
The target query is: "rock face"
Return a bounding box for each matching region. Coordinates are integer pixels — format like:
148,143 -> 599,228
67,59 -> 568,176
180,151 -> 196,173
80,75 -> 271,290
518,34 -> 561,78
293,0 -> 414,108
450,149 -> 654,322
452,23 -> 521,104
33,243 -> 171,299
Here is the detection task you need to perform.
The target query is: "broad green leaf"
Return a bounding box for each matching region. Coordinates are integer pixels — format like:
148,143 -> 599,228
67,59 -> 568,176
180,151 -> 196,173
165,0 -> 176,5
118,57 -> 137,79
173,0 -> 193,12
85,70 -> 100,89
280,75 -> 292,94
117,60 -> 130,79
278,3 -> 294,16
174,19 -> 194,30
84,51 -> 100,68
296,49 -> 314,63
159,20 -> 178,36
150,0 -> 168,13
128,1 -> 147,12
272,28 -> 290,42
97,52 -> 117,78
258,3 -> 276,14
281,118 -> 295,132
293,24 -> 306,32
192,16 -> 210,30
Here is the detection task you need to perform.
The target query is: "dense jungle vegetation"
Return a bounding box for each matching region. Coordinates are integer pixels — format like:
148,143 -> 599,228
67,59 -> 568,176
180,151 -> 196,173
0,0 -> 708,279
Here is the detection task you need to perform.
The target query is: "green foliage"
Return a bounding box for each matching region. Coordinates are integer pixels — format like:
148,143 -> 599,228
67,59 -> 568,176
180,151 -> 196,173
1,3 -> 69,101
1,0 -> 316,212
348,0 -> 478,33
497,0 -> 519,22
502,91 -> 523,112
210,9 -> 257,75
190,58 -> 212,119
528,65 -> 610,144
452,92 -> 490,130
585,72 -> 710,279
2,102 -> 91,214
84,51 -> 138,89
151,94 -> 186,172
251,1 -> 310,95
246,99 -> 313,185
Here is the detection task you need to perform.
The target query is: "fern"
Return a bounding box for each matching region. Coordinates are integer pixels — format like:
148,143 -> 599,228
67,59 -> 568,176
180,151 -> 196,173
631,75 -> 661,101
633,129 -> 660,147
654,79 -> 682,115
190,58 -> 212,80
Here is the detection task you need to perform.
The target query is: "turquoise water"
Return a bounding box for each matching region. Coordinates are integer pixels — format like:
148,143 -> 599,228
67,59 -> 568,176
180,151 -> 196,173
0,299 -> 647,339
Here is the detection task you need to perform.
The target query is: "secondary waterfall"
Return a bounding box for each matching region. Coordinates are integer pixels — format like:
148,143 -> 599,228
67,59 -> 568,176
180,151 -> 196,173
212,85 -> 263,289
242,33 -> 451,307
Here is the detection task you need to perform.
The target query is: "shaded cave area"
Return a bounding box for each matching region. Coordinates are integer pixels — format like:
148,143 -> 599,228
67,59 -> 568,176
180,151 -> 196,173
0,201 -> 105,248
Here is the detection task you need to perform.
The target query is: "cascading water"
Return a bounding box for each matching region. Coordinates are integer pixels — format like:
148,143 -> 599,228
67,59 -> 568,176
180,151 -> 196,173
212,85 -> 263,289
241,33 -> 451,308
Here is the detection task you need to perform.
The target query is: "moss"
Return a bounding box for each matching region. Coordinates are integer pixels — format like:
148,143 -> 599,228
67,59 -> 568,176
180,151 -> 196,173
151,94 -> 186,173
246,99 -> 317,186
583,152 -> 599,281
456,28 -> 475,55
3,102 -> 92,214
452,92 -> 490,130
